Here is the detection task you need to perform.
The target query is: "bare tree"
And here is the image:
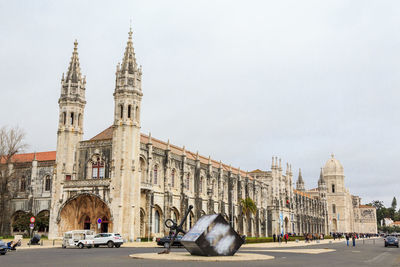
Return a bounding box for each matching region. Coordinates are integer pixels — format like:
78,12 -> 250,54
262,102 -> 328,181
0,126 -> 28,235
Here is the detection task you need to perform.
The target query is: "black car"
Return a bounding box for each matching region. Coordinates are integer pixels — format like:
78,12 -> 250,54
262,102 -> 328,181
0,240 -> 7,255
156,235 -> 183,248
384,236 -> 399,248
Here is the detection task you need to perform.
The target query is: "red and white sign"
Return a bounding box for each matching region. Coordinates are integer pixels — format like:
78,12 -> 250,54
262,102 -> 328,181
30,217 -> 35,223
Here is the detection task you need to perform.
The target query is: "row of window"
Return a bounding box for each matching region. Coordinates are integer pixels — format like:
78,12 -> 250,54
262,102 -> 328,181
61,111 -> 82,127
119,104 -> 139,121
19,175 -> 51,192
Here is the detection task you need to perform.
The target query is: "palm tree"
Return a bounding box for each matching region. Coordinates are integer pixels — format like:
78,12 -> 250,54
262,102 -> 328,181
240,197 -> 257,218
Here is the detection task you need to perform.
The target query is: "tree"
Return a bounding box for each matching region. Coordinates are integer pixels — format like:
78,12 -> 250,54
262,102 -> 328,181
392,197 -> 397,211
368,200 -> 387,226
240,197 -> 257,218
0,126 -> 28,235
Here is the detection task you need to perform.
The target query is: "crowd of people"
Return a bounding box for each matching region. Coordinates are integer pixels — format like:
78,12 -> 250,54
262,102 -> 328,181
271,232 -> 379,246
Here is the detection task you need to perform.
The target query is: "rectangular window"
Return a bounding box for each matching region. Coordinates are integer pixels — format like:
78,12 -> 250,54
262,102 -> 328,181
66,175 -> 71,181
99,167 -> 105,179
45,178 -> 51,191
92,168 -> 98,179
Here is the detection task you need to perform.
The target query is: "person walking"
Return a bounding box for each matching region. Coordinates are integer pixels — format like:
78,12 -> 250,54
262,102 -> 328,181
284,233 -> 288,244
352,234 -> 356,247
273,233 -> 276,243
346,233 -> 350,246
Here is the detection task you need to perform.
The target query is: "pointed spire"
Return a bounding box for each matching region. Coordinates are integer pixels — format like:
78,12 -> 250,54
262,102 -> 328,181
219,160 -> 222,169
120,28 -> 137,74
196,151 -> 199,161
298,168 -> 304,183
65,40 -> 82,83
33,152 -> 37,161
271,156 -> 275,169
148,132 -> 152,144
279,158 -> 282,170
208,155 -> 211,165
182,146 -> 186,156
296,168 -> 305,191
318,168 -> 326,185
166,139 -> 170,150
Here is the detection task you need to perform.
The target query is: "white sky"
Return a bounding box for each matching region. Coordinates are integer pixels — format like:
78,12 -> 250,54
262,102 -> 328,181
1,0 -> 399,207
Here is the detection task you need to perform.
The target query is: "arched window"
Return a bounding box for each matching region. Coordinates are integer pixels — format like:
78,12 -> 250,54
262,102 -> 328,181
186,173 -> 190,190
154,210 -> 160,233
70,112 -> 74,125
332,204 -> 336,214
45,175 -> 51,191
92,158 -> 105,179
128,105 -> 131,118
154,165 -> 158,184
331,184 -> 335,193
78,113 -> 81,126
120,105 -> 123,119
63,112 -> 66,125
171,169 -> 175,188
20,176 -> 26,192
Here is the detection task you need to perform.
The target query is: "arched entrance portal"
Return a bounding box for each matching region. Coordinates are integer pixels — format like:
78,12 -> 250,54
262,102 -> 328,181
58,194 -> 112,235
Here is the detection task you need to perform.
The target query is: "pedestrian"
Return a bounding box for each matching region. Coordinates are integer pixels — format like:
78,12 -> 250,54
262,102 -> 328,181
346,234 -> 349,246
352,234 -> 356,247
284,233 -> 288,244
273,233 -> 276,242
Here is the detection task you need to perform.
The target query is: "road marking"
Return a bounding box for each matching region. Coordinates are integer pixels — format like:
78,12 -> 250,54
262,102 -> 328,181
352,251 -> 360,253
365,252 -> 390,264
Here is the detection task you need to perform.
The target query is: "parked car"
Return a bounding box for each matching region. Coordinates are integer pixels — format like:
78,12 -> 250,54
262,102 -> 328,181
0,240 -> 7,255
156,235 -> 183,248
94,233 -> 123,248
384,236 -> 399,248
62,230 -> 95,249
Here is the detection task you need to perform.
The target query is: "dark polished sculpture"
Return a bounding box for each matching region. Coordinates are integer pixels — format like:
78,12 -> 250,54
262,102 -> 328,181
180,214 -> 244,256
158,205 -> 193,254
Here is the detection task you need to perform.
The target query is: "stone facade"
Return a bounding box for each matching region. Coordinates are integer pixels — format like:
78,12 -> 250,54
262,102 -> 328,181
0,30 -> 377,239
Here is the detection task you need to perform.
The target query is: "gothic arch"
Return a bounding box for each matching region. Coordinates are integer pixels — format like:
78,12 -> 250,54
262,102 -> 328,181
57,193 -> 112,234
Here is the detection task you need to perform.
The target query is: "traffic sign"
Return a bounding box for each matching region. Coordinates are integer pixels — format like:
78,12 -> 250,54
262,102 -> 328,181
30,217 -> 35,223
97,218 -> 102,224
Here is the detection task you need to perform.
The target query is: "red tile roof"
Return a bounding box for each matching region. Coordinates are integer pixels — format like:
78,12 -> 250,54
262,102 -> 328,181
294,189 -> 312,198
1,151 -> 56,163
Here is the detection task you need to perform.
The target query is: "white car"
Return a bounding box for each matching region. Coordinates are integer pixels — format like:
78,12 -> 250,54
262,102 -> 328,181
94,233 -> 123,248
62,230 -> 95,249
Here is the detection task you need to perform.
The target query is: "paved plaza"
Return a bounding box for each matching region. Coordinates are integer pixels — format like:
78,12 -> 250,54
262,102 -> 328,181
1,238 -> 399,266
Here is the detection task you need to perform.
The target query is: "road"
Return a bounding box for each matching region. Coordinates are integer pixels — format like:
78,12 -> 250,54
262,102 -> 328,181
1,238 -> 399,267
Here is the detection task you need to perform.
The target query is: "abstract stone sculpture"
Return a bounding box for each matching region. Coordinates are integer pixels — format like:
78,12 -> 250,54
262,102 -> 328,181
181,214 -> 244,256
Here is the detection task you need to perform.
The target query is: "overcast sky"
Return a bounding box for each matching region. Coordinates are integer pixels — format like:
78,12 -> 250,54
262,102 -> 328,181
1,1 -> 399,207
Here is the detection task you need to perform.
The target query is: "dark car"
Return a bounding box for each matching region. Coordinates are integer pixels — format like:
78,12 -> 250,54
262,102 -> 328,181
156,235 -> 183,248
0,240 -> 7,255
384,236 -> 399,248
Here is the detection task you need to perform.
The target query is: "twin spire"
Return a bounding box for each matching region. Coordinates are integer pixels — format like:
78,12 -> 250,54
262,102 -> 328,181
119,27 -> 138,74
64,40 -> 83,84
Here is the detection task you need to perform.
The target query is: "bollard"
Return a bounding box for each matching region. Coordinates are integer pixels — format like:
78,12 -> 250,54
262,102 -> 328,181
53,239 -> 55,247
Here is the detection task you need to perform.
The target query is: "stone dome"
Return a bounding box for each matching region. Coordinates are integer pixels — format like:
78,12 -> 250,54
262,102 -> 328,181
323,154 -> 344,176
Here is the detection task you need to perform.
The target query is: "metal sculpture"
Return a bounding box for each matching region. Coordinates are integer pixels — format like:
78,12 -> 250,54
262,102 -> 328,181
158,205 -> 193,254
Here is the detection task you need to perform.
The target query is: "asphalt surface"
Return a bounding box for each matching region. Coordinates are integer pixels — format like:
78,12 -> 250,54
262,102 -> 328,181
1,238 -> 399,267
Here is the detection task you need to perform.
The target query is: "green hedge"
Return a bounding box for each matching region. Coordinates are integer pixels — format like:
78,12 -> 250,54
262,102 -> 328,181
244,235 -> 333,243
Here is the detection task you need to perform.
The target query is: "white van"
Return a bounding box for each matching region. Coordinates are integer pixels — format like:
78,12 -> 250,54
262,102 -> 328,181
62,230 -> 95,249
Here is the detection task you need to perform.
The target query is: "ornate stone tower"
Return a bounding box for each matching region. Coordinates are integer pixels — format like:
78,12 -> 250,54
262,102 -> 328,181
110,28 -> 143,241
49,41 -> 86,238
317,168 -> 327,198
296,169 -> 305,191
